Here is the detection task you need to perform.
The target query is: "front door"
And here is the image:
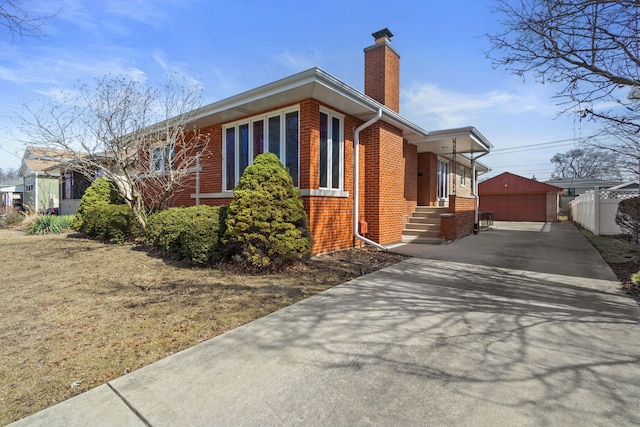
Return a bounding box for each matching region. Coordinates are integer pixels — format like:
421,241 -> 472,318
437,158 -> 449,201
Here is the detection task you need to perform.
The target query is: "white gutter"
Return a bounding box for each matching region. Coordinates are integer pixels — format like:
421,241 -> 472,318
353,108 -> 386,251
471,151 -> 490,234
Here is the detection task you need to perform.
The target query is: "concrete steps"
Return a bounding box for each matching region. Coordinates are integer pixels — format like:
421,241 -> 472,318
401,206 -> 447,244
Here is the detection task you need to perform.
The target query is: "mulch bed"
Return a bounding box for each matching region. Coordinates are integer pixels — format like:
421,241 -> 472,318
610,260 -> 640,304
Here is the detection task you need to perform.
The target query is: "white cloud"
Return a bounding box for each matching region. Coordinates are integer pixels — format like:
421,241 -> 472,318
269,50 -> 317,73
401,82 -> 557,129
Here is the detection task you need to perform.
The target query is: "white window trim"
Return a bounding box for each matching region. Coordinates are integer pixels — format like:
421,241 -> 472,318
222,105 -> 300,192
149,145 -> 175,174
460,165 -> 466,187
25,176 -> 34,192
319,107 -> 345,191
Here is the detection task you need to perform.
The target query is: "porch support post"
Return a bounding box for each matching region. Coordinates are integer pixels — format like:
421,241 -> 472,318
452,138 -> 457,195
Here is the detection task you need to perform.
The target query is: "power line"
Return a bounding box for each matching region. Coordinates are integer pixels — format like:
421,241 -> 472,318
489,134 -> 601,154
488,142 -> 575,156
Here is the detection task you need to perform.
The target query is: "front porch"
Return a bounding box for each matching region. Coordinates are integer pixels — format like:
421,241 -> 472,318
401,195 -> 478,244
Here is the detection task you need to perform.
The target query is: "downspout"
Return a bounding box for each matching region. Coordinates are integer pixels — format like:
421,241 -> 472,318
354,108 -> 386,251
471,151 -> 490,234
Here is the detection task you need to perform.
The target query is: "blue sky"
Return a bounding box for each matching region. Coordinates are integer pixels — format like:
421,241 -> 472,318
0,0 -> 603,180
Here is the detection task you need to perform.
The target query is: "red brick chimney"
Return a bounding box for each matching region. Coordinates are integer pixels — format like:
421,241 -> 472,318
364,28 -> 400,113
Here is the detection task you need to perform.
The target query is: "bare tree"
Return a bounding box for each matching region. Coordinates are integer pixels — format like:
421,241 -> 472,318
550,146 -> 622,179
0,168 -> 18,182
0,0 -> 56,39
488,0 -> 640,167
20,74 -> 207,230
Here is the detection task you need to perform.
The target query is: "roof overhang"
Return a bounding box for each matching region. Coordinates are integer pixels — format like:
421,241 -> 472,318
186,68 -> 430,142
179,68 -> 492,165
421,127 -> 493,156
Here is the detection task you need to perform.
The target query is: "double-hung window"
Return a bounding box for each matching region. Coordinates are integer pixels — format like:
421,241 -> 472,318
224,107 -> 299,191
151,146 -> 175,173
319,108 -> 344,190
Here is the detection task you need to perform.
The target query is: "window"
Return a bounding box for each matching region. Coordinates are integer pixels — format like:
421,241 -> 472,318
62,172 -> 92,199
224,107 -> 299,191
25,177 -> 34,192
151,146 -> 175,173
460,166 -> 466,187
319,109 -> 343,190
63,173 -> 72,199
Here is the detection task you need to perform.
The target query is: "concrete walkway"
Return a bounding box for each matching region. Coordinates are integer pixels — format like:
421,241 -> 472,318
11,222 -> 640,426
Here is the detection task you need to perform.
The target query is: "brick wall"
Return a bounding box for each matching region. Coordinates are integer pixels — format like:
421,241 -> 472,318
304,196 -> 358,253
364,42 -> 400,113
441,195 -> 476,241
362,121 -> 416,245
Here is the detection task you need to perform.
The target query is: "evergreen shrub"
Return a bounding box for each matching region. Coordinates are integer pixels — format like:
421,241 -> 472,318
81,204 -> 138,243
144,205 -> 229,265
72,178 -> 121,231
225,152 -> 311,270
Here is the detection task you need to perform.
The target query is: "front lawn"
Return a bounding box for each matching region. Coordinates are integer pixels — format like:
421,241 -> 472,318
0,229 -> 406,424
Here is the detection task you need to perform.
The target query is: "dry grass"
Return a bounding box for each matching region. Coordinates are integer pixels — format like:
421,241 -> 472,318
0,229 -> 406,425
580,228 -> 640,304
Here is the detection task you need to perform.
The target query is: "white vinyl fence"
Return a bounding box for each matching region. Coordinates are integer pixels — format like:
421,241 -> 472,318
570,188 -> 639,235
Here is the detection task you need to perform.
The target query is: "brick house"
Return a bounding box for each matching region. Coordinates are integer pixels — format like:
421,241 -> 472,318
167,29 -> 493,254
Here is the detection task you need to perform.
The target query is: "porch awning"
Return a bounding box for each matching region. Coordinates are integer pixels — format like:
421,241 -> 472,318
417,127 -> 493,156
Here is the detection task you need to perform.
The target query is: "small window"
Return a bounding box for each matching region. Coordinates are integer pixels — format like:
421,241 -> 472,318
151,146 -> 175,173
25,177 -> 34,192
460,166 -> 465,187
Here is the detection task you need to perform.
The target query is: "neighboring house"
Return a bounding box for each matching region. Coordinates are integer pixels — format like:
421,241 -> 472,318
608,181 -> 639,192
545,178 -> 625,211
545,177 -> 624,196
0,179 -> 24,214
478,172 -> 562,222
161,29 -> 493,254
18,146 -> 71,213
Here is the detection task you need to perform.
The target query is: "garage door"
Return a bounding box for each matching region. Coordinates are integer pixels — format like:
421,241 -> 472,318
479,194 -> 547,222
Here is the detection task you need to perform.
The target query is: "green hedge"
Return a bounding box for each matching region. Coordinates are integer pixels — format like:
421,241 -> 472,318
144,205 -> 229,265
80,204 -> 139,243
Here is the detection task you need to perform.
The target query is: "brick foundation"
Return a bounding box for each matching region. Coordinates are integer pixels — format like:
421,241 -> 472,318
441,195 -> 476,241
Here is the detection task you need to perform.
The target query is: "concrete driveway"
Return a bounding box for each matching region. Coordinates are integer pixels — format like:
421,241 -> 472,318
12,222 -> 640,426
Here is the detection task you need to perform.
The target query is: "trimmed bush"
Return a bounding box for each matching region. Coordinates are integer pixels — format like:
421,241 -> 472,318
225,152 -> 311,270
616,196 -> 640,241
144,205 -> 229,265
72,178 -> 121,231
80,204 -> 138,243
27,215 -> 74,235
